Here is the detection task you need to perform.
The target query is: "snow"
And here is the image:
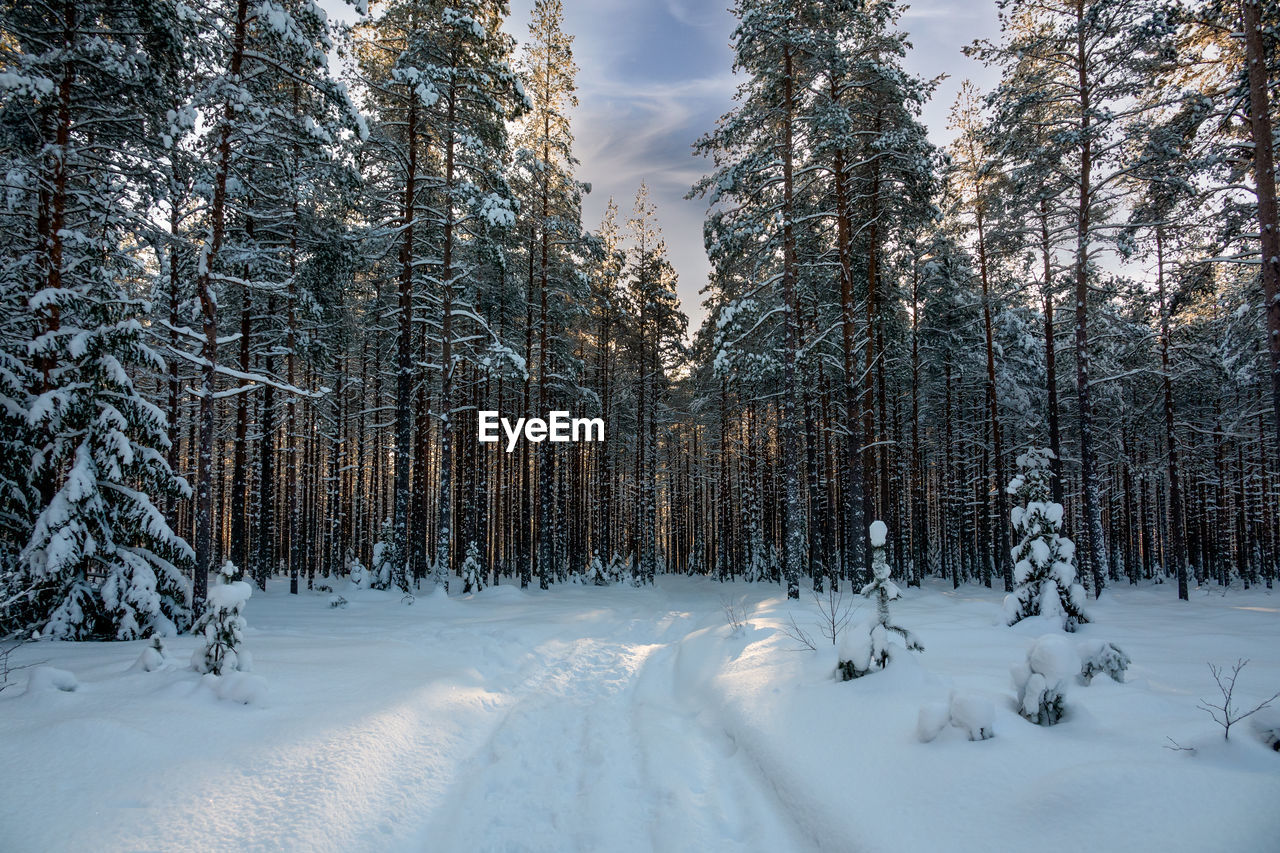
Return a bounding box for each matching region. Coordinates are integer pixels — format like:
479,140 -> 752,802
207,671 -> 269,705
0,579 -> 1277,852
869,519 -> 887,548
130,645 -> 166,673
948,690 -> 996,741
23,666 -> 80,695
916,701 -> 950,742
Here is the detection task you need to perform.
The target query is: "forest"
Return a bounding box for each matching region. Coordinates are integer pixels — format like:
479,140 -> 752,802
1,0 -> 1279,642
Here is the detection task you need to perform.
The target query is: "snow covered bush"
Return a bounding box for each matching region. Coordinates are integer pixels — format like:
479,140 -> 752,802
1255,712 -> 1280,751
918,693 -> 995,742
838,521 -> 922,680
584,551 -> 608,585
341,548 -> 369,591
131,637 -> 166,673
949,691 -> 995,741
460,541 -> 486,593
348,557 -> 368,590
1012,634 -> 1080,726
1079,640 -> 1130,684
1004,448 -> 1089,632
916,702 -> 951,743
191,561 -> 252,676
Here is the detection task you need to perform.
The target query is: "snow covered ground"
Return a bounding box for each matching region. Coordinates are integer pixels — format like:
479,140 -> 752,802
2,577 -> 1278,852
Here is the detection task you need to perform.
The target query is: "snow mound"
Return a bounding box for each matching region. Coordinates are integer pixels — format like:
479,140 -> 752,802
208,672 -> 269,705
209,579 -> 252,609
25,665 -> 79,694
918,693 -> 996,742
1253,710 -> 1280,751
948,691 -> 995,741
916,702 -> 950,743
130,646 -> 166,673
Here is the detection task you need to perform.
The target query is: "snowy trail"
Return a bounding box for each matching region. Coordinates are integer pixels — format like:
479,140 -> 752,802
418,608 -> 811,853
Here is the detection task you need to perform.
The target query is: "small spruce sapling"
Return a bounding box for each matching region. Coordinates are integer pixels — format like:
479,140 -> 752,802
191,560 -> 252,676
1013,634 -> 1079,725
606,552 -> 625,584
348,557 -> 368,590
369,518 -> 394,590
1004,448 -> 1089,632
838,521 -> 922,680
460,541 -> 485,593
1079,640 -> 1130,684
584,551 -> 608,586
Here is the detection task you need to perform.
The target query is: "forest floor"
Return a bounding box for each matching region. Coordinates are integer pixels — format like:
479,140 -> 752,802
1,575 -> 1278,852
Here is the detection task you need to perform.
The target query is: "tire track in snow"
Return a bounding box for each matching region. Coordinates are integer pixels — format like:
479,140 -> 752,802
418,610 -> 813,853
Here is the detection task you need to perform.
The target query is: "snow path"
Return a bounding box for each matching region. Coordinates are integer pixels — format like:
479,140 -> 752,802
0,585 -> 812,853
418,609 -> 809,852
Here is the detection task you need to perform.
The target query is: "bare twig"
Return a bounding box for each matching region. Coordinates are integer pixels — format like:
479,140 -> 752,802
781,611 -> 817,651
1163,736 -> 1196,753
0,637 -> 38,694
1197,659 -> 1280,740
720,594 -> 748,634
813,582 -> 855,646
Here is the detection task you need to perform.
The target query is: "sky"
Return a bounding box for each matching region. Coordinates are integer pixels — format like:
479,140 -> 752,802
326,0 -> 1003,335
503,0 -> 1003,334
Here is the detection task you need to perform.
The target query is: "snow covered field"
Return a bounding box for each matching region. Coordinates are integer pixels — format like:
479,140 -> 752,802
2,577 -> 1278,853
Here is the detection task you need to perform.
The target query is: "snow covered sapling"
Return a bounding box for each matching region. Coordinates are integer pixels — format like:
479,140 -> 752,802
1004,448 -> 1089,632
348,557 -> 368,591
0,638 -> 36,693
460,541 -> 486,593
918,692 -> 996,743
132,636 -> 166,673
1013,634 -> 1080,725
949,691 -> 996,741
369,518 -> 394,590
1079,640 -> 1130,684
838,521 -> 922,680
584,551 -> 608,586
608,552 -> 630,585
191,561 -> 252,676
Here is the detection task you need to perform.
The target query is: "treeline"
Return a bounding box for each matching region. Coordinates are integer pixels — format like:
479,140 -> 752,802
686,0 -> 1280,600
0,0 -> 689,638
1,0 -> 1277,641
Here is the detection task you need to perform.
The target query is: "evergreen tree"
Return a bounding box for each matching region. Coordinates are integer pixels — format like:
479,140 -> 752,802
0,0 -> 194,638
191,560 -> 251,675
839,520 -> 922,679
1004,448 -> 1089,631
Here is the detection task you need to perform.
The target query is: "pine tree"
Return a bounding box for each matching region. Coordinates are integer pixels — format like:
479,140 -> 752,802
1004,448 -> 1089,631
973,0 -> 1179,594
0,0 -> 194,639
191,560 -> 251,675
839,520 -> 922,679
625,185 -> 686,586
460,540 -> 486,593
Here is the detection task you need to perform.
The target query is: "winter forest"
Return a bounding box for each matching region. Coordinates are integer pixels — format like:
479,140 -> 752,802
1,0 -> 1279,850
